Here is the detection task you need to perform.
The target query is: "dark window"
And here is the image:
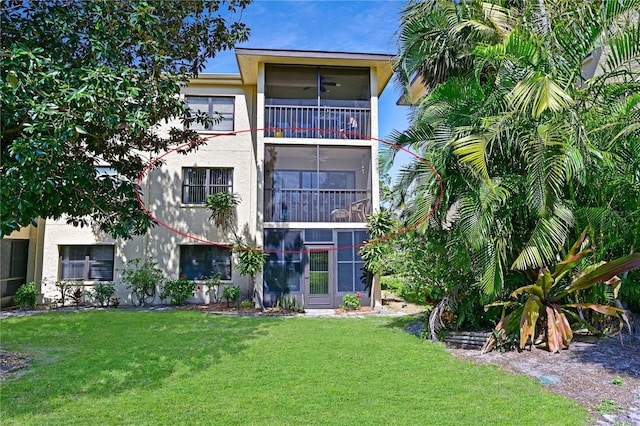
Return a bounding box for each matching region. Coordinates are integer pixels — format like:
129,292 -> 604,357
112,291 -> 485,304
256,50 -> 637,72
304,229 -> 333,242
179,246 -> 231,281
185,96 -> 234,131
1,239 -> 29,298
59,245 -> 114,281
336,231 -> 368,292
182,168 -> 233,204
264,230 -> 303,294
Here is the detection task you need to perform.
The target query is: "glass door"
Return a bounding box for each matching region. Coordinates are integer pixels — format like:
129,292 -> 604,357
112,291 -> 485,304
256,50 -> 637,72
304,246 -> 333,307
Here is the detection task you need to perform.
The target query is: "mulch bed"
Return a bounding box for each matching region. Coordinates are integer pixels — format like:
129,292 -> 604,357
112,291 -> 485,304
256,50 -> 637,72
0,349 -> 32,380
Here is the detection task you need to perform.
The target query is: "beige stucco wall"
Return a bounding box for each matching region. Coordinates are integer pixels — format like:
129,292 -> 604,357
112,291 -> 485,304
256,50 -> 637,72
37,52 -> 389,309
39,81 -> 257,305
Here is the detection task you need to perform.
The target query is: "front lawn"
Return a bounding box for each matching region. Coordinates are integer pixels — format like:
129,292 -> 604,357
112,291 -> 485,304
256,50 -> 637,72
0,311 -> 588,425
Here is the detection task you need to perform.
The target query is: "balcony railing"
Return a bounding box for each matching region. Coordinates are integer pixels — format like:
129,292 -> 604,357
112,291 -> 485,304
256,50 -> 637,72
265,189 -> 371,222
264,105 -> 370,139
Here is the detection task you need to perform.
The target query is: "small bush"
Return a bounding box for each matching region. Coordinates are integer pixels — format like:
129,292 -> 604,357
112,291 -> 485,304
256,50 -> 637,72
340,292 -> 361,310
161,276 -> 197,305
222,285 -> 240,307
93,282 -> 116,307
205,273 -> 223,303
54,280 -> 76,307
239,299 -> 254,309
122,258 -> 164,306
14,282 -> 39,309
380,276 -> 403,291
68,285 -> 89,307
275,294 -> 304,312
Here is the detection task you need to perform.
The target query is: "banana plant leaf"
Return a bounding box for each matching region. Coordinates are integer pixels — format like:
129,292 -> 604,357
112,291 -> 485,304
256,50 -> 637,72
557,253 -> 640,299
519,297 -> 540,350
552,229 -> 591,280
546,304 -> 572,353
482,307 -> 522,354
563,303 -> 626,316
511,283 -> 545,300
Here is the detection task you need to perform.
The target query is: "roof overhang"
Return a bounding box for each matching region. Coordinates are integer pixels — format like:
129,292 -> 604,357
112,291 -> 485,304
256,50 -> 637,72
188,73 -> 243,86
235,48 -> 394,96
397,74 -> 427,106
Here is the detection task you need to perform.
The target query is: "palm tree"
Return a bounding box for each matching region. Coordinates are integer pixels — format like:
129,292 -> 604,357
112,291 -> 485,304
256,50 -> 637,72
387,0 -> 640,299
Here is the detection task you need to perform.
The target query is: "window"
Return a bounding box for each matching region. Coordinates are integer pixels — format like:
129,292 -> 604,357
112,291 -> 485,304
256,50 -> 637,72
1,239 -> 29,298
264,229 -> 303,294
179,246 -> 231,281
59,245 -> 114,281
182,168 -> 233,204
336,231 -> 368,292
186,96 -> 234,131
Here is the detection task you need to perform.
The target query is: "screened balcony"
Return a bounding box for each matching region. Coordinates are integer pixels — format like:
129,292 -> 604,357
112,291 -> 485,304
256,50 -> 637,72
264,64 -> 371,139
264,145 -> 372,223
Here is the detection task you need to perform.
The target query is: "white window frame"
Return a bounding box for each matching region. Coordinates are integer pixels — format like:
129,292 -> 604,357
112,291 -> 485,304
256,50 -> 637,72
185,96 -> 235,132
59,245 -> 115,282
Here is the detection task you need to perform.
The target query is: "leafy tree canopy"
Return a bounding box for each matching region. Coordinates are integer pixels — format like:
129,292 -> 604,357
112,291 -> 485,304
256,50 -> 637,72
1,0 -> 251,238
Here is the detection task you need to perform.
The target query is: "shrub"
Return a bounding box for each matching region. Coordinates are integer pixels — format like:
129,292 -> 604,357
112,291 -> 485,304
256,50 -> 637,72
380,275 -> 403,292
239,299 -> 254,309
14,282 -> 39,309
222,285 -> 240,307
483,230 -> 640,354
68,285 -> 89,307
122,258 -> 164,306
93,282 -> 116,307
205,273 -> 223,303
275,294 -> 304,313
340,292 -> 361,310
54,280 -> 75,307
161,276 -> 197,305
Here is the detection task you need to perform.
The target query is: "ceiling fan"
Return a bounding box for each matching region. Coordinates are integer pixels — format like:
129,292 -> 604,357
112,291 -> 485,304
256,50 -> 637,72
304,75 -> 340,92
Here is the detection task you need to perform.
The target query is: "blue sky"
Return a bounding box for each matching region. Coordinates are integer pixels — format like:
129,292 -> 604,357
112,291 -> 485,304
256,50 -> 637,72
204,0 -> 412,154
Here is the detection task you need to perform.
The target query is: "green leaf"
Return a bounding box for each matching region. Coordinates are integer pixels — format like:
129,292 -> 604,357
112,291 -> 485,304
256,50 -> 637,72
519,297 -> 540,349
507,75 -> 574,119
559,253 -> 640,298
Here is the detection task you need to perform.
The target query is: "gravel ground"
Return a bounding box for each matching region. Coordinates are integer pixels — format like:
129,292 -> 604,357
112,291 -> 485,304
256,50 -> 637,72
403,313 -> 640,426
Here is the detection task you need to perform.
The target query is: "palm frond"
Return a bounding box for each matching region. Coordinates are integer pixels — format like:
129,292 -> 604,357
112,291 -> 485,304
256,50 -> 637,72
508,74 -> 574,119
453,133 -> 494,188
511,204 -> 575,271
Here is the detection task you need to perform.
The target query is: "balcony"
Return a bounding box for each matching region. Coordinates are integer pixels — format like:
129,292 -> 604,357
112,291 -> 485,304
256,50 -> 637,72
264,104 -> 370,139
264,145 -> 372,223
265,188 -> 370,222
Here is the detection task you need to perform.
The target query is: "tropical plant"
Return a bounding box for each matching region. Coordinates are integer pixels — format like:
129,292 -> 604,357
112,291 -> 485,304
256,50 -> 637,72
221,285 -> 240,307
205,273 -> 223,303
121,258 -> 164,306
13,282 -> 38,309
93,282 -> 116,307
205,192 -> 241,234
54,280 -> 75,307
359,209 -> 396,296
387,0 -> 640,304
482,231 -> 640,353
233,237 -> 267,308
68,285 -> 88,307
161,276 -> 197,306
275,294 -> 304,313
340,293 -> 362,311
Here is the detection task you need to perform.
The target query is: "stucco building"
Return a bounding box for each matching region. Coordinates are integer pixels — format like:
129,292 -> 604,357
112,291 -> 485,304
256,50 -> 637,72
3,48 -> 394,310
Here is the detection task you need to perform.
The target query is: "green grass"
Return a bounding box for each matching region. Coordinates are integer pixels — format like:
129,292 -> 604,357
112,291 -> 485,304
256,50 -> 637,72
0,311 -> 588,425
